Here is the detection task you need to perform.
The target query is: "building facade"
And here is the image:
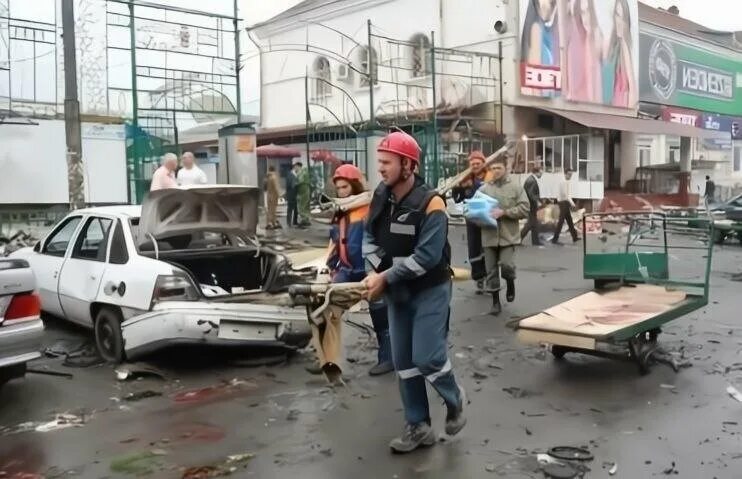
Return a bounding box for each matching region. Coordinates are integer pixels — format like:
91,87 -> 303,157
251,0 -> 737,203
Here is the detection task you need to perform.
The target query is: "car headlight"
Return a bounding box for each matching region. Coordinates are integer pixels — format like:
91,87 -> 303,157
151,272 -> 200,304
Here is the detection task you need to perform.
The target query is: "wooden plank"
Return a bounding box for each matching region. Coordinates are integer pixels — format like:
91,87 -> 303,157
517,329 -> 596,350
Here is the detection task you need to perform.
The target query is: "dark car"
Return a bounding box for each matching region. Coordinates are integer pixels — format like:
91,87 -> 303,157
710,194 -> 742,221
707,195 -> 742,244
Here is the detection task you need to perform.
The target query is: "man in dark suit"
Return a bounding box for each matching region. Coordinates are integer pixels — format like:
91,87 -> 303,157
285,163 -> 300,227
520,165 -> 543,245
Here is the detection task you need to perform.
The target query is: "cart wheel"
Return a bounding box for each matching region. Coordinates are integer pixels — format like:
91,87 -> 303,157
551,345 -> 568,360
713,230 -> 726,244
629,337 -> 656,376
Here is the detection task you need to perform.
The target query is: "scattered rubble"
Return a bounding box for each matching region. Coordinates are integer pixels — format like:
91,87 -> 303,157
122,390 -> 163,402
0,230 -> 38,256
726,384 -> 742,403
115,363 -> 167,381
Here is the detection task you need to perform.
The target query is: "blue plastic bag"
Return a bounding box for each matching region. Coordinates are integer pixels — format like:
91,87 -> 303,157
463,190 -> 499,228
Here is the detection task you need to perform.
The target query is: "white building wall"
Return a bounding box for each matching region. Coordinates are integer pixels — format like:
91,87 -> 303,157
0,121 -> 127,205
256,0 -> 444,129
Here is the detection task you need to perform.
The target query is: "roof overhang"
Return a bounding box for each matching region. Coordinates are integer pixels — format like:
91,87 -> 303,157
542,108 -> 730,140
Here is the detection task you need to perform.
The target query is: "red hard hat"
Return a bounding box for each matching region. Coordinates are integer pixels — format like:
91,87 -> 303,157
377,131 -> 421,164
468,150 -> 486,163
333,164 -> 363,183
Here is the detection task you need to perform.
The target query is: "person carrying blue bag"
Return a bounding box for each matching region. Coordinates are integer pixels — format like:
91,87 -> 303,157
451,151 -> 493,292
479,155 -> 530,316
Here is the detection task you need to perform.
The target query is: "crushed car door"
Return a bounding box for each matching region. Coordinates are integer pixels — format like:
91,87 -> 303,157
58,216 -> 113,326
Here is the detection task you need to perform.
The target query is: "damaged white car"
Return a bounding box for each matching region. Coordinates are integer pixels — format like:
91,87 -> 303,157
12,186 -> 316,362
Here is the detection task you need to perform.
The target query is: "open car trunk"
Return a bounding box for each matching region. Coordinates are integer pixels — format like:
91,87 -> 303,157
153,247 -> 281,296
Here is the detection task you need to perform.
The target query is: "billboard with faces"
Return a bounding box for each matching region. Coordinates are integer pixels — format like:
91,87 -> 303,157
519,0 -> 640,109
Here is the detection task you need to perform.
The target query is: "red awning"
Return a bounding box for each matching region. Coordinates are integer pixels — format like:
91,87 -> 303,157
311,149 -> 342,165
256,143 -> 302,158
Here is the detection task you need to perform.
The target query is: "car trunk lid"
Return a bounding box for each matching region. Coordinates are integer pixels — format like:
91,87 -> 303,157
138,185 -> 259,245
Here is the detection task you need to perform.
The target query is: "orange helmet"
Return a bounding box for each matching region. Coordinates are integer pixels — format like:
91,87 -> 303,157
332,164 -> 363,183
377,131 -> 421,165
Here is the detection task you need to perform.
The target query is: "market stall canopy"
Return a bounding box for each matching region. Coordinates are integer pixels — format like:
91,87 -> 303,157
542,108 -> 729,140
256,144 -> 301,158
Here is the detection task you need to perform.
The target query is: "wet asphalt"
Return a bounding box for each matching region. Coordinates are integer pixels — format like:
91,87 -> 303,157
1,225 -> 742,479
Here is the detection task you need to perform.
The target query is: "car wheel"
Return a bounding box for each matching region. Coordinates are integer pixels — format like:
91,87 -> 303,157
94,307 -> 125,363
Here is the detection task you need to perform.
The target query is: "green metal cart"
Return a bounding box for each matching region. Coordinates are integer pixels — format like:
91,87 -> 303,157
514,212 -> 714,375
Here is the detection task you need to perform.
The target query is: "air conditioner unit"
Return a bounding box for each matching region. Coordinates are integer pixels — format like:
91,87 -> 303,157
337,64 -> 351,82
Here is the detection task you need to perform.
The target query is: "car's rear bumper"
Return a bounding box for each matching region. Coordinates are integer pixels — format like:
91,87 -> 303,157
121,302 -> 311,359
0,319 -> 44,369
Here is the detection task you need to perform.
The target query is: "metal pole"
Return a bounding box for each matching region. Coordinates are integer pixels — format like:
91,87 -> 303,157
129,2 -> 138,126
498,40 -> 504,136
233,0 -> 242,120
305,73 -> 312,200
367,19 -> 374,130
172,109 -> 180,155
62,0 -> 85,209
431,30 -> 438,185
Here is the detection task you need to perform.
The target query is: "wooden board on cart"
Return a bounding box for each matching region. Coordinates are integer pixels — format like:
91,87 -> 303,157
518,284 -> 687,338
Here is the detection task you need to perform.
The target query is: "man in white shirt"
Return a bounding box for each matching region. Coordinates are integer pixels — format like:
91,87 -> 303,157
177,151 -> 208,186
150,153 -> 178,191
551,169 -> 579,244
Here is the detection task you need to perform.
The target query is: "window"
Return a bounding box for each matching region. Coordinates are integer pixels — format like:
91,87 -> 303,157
109,220 -> 129,265
409,34 -> 430,78
72,217 -> 113,262
312,56 -> 332,99
42,216 -> 82,257
359,45 -> 378,87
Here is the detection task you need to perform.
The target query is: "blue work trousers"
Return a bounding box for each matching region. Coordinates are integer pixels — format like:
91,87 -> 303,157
387,281 -> 461,425
369,301 -> 392,364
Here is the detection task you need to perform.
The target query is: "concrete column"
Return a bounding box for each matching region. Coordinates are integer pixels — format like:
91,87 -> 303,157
217,123 -> 258,187
678,136 -> 692,204
679,136 -> 692,172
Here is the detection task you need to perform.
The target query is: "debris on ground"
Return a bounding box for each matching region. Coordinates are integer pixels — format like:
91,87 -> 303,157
502,387 -> 540,399
110,450 -> 168,477
115,363 -> 167,381
605,461 -> 618,475
534,447 -> 594,478
43,340 -> 103,368
181,452 -> 255,478
172,379 -> 256,405
662,461 -> 679,475
25,368 -> 74,379
0,230 -> 38,256
122,390 -> 163,402
727,384 -> 742,403
33,413 -> 87,433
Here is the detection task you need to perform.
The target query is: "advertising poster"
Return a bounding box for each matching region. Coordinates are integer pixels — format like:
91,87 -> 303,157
519,0 -> 640,109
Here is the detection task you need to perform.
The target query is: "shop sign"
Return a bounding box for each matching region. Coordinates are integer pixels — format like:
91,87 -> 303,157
640,33 -> 742,116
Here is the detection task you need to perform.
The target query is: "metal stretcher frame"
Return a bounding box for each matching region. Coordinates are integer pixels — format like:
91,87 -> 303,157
515,212 -> 714,374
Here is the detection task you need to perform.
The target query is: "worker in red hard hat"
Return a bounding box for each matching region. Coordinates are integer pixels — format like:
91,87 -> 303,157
318,164 -> 393,378
362,131 -> 466,453
451,151 -> 495,292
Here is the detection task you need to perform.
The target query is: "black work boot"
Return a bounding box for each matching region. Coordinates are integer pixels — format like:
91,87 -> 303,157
506,279 -> 516,303
389,422 -> 437,453
490,292 -> 502,316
